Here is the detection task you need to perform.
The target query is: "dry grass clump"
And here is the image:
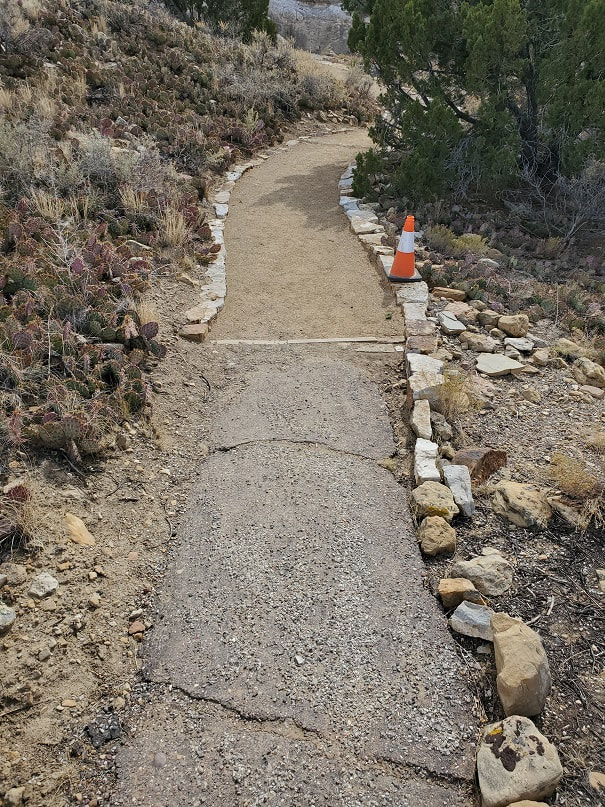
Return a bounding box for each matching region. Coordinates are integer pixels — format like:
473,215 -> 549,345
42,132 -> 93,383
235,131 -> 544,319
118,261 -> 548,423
425,225 -> 490,258
158,204 -> 188,246
119,185 -> 148,214
549,452 -> 603,500
0,0 -> 41,42
586,430 -> 605,455
30,187 -> 65,221
435,369 -> 482,422
0,477 -> 45,556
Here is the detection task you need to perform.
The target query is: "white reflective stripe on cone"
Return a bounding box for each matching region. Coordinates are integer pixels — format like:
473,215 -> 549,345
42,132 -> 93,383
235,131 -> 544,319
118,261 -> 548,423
397,230 -> 415,252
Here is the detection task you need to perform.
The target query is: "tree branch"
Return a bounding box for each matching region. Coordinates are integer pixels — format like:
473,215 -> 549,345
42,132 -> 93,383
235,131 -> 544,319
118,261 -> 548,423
426,62 -> 478,124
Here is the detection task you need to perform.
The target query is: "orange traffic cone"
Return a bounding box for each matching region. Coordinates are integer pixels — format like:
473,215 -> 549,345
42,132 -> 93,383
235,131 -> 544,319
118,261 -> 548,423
386,215 -> 421,282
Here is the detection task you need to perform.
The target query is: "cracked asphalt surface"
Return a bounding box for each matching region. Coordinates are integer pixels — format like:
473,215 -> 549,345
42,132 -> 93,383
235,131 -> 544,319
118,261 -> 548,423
112,132 -> 476,805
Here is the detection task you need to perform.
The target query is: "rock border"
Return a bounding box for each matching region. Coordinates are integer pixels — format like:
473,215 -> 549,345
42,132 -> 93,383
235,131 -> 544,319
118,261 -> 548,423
338,165 -> 566,807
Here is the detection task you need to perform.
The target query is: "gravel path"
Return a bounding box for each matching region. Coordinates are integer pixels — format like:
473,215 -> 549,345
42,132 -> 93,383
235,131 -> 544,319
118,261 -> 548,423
112,133 -> 476,806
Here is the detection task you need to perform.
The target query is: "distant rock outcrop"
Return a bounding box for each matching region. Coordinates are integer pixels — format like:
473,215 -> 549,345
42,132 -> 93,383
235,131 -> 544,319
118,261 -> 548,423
269,0 -> 351,53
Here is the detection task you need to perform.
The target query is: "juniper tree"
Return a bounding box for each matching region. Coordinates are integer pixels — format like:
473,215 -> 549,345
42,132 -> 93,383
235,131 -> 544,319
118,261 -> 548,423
343,0 -> 605,227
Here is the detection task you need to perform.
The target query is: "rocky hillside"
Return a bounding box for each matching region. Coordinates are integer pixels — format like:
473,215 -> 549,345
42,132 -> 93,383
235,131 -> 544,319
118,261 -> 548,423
269,0 -> 352,53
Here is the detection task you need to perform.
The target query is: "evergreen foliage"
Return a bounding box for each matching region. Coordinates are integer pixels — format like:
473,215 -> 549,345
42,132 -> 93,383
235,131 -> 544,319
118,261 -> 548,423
343,0 -> 605,217
167,0 -> 276,41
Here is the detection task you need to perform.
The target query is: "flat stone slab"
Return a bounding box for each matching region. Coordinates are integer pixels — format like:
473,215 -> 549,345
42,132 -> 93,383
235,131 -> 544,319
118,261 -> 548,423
141,442 -> 475,780
396,283 -> 429,307
476,354 -> 524,376
211,355 -> 395,459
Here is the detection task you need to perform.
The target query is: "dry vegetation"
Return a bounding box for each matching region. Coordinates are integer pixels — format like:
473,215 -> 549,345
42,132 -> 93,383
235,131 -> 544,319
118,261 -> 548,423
0,0 -> 374,550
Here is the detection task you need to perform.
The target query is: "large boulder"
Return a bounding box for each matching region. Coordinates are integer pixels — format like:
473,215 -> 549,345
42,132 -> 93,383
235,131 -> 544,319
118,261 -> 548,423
451,548 -> 513,596
269,0 -> 352,54
553,337 -> 594,360
477,716 -> 563,807
498,314 -> 530,337
492,613 -> 551,716
572,357 -> 605,389
417,516 -> 456,556
412,481 -> 459,522
492,481 -> 552,529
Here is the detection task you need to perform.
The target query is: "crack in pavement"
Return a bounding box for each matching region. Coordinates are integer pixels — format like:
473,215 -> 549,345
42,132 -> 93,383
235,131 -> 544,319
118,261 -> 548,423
146,679 -> 472,791
212,436 -> 397,464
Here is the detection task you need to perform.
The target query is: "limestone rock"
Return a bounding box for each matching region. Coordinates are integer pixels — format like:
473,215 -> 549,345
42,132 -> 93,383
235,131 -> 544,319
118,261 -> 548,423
476,353 -> 524,376
180,323 -> 209,343
505,345 -> 522,359
451,549 -> 512,596
498,314 -> 530,337
438,577 -> 484,609
489,327 -> 506,340
407,353 -> 444,377
417,516 -> 456,557
443,464 -> 475,517
0,603 -> 16,634
492,613 -> 551,716
504,337 -> 534,353
580,384 -> 605,399
414,439 -> 441,484
408,370 -> 444,403
478,309 -> 501,328
395,283 -> 429,307
572,357 -> 605,389
589,771 -> 605,791
554,337 -> 593,360
452,447 -> 507,485
438,311 -> 466,335
506,802 -> 548,807
460,331 -> 497,353
432,287 -> 466,301
410,399 -> 432,440
430,410 -> 452,442
531,348 -> 549,367
0,563 -> 27,585
520,385 -> 541,403
412,482 -> 459,522
444,301 -> 478,323
66,513 -> 96,547
185,303 -> 217,324
406,334 -> 438,354
406,318 -> 437,337
547,496 -> 584,529
3,788 -> 25,807
449,601 -> 494,640
29,572 -> 58,599
477,716 -> 563,807
493,481 -> 552,529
